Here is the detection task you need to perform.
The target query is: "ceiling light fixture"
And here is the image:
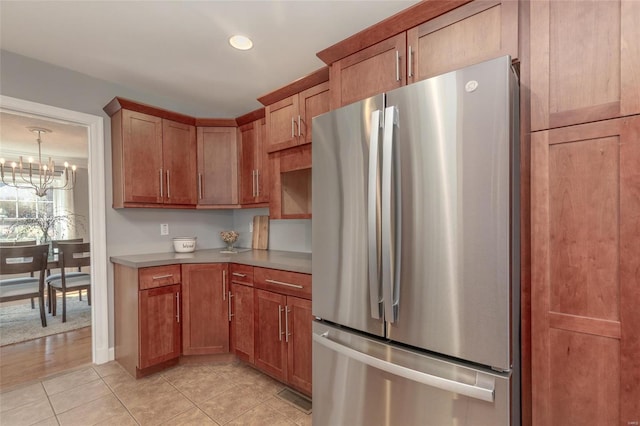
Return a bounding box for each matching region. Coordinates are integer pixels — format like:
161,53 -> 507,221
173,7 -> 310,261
229,35 -> 253,51
0,127 -> 77,197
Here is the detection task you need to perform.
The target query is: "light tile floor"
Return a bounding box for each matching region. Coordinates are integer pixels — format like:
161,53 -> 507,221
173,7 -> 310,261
0,361 -> 312,426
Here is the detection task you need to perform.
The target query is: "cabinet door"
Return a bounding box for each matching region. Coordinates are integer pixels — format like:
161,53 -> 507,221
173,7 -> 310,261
122,110 -> 163,204
407,0 -> 518,84
139,284 -> 181,369
298,82 -> 330,145
162,119 -> 197,205
330,32 -> 406,108
255,118 -> 270,203
182,264 -> 229,355
230,283 -> 254,363
238,121 -> 259,204
531,116 -> 640,425
266,95 -> 299,153
530,0 -> 640,131
197,126 -> 238,205
285,296 -> 312,396
254,288 -> 287,381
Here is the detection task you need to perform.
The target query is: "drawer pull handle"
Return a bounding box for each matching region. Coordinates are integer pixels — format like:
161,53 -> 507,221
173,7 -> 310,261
232,272 -> 247,277
265,279 -> 303,289
152,274 -> 174,280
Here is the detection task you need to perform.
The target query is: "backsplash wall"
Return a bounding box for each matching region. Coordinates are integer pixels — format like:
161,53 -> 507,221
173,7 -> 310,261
233,208 -> 312,253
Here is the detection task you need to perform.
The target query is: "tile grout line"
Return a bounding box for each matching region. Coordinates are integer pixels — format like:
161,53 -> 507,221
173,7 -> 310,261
94,366 -> 141,425
155,373 -> 216,425
39,381 -> 59,425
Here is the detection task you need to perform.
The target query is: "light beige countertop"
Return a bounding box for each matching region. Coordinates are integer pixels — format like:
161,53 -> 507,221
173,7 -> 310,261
110,248 -> 312,274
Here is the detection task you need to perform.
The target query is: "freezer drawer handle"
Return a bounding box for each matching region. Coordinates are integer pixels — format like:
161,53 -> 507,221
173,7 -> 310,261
313,332 -> 495,403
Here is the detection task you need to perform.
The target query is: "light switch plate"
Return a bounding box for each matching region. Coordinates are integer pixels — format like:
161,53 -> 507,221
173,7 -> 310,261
160,223 -> 169,235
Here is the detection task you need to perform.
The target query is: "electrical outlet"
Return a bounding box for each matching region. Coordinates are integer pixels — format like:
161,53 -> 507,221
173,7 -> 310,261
160,223 -> 169,235
249,221 -> 253,233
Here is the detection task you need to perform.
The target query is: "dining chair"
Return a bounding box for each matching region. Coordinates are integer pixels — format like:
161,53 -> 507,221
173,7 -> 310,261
50,238 -> 84,300
46,242 -> 91,322
0,240 -> 40,308
0,244 -> 50,327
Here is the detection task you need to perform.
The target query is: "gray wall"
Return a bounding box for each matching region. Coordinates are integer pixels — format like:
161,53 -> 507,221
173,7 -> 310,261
0,50 -> 311,349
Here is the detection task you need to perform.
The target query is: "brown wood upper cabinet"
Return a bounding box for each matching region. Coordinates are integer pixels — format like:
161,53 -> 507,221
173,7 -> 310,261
238,118 -> 269,205
406,0 -> 518,84
106,98 -> 197,208
329,0 -> 518,107
269,144 -> 312,220
265,81 -> 330,153
181,263 -> 230,355
530,0 -> 640,131
197,126 -> 238,206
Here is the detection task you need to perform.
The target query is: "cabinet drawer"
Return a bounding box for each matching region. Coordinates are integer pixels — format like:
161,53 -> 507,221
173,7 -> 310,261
230,263 -> 254,286
139,265 -> 181,290
254,267 -> 311,299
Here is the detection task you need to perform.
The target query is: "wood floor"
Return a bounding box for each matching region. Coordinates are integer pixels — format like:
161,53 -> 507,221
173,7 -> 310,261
0,326 -> 92,390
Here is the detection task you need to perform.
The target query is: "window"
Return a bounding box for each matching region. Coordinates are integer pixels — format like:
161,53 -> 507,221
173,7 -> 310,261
0,181 -> 75,242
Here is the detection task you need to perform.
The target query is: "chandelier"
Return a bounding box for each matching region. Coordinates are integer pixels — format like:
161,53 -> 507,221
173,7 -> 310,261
0,127 -> 77,197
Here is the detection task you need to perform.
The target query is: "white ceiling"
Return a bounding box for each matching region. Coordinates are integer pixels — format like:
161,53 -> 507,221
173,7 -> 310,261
0,1 -> 417,163
0,0 -> 418,117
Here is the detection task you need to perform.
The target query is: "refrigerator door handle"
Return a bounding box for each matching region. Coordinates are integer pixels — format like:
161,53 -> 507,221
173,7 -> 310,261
313,331 -> 496,403
382,106 -> 401,323
368,109 -> 383,320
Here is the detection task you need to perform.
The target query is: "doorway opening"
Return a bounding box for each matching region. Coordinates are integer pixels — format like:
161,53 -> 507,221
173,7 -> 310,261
0,96 -> 109,383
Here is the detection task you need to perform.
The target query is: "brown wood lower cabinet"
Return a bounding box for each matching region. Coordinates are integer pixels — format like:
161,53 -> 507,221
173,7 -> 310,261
254,267 -> 313,396
139,284 -> 181,369
114,264 -> 182,378
181,264 -> 230,355
229,263 -> 255,363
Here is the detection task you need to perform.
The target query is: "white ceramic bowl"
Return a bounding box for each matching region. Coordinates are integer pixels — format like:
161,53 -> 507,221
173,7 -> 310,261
173,237 -> 197,253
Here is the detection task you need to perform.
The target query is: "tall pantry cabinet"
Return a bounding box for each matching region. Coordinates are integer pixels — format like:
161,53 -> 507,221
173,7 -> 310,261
529,1 -> 640,425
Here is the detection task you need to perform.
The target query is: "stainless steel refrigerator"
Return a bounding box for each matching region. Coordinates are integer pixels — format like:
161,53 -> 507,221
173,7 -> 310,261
311,55 -> 520,425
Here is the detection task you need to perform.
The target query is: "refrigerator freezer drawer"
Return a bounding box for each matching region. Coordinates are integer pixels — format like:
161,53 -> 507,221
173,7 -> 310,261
313,322 -> 512,426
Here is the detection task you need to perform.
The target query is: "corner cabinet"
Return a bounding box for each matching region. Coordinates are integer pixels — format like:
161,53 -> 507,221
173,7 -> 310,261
105,97 -> 197,209
196,126 -> 238,207
114,264 -> 182,378
181,264 -> 230,355
254,267 -> 313,396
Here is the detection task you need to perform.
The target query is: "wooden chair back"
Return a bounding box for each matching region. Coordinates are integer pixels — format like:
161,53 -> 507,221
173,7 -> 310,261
57,242 -> 91,270
0,240 -> 38,247
52,238 -> 83,253
0,244 -> 49,276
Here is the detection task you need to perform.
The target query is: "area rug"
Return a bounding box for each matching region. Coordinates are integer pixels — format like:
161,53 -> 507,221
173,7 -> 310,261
0,297 -> 91,346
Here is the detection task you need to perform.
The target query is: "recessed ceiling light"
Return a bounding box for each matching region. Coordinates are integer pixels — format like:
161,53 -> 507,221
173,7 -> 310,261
229,35 -> 253,51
